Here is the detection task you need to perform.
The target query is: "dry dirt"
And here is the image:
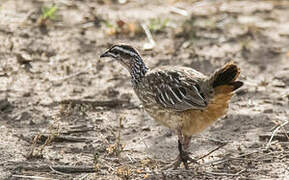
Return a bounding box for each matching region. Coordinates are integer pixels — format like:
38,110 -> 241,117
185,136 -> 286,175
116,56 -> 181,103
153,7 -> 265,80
0,0 -> 289,179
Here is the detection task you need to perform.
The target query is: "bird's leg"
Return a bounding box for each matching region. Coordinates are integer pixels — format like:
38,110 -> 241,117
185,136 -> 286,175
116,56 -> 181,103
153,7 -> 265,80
182,135 -> 191,150
174,134 -> 197,169
163,130 -> 196,170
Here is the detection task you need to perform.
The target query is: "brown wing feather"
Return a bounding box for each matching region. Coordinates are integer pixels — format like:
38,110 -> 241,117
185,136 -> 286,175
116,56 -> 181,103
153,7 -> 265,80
145,68 -> 208,111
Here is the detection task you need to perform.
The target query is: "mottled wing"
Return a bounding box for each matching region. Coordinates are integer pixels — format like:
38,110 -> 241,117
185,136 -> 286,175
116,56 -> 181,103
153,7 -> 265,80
146,70 -> 208,111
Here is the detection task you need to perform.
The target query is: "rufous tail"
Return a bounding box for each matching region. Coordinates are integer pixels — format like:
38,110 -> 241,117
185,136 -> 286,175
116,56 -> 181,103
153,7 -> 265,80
210,62 -> 243,93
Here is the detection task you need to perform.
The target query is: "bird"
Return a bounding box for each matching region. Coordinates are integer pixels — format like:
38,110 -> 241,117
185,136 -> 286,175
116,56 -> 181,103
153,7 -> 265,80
100,44 -> 243,169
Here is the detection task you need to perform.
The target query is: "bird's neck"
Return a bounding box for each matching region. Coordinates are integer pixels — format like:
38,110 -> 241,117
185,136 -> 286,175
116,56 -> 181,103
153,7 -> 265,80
129,57 -> 149,85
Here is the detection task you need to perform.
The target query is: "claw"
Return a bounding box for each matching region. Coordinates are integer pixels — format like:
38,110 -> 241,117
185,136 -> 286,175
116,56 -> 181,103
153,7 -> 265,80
178,150 -> 198,169
162,152 -> 197,170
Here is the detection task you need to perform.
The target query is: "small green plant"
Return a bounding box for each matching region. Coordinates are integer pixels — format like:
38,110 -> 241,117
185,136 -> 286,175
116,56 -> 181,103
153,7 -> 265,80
148,18 -> 169,33
41,5 -> 58,21
103,20 -> 115,29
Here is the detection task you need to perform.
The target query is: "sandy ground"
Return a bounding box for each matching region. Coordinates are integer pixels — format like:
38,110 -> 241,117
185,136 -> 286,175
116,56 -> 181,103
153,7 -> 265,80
0,0 -> 289,179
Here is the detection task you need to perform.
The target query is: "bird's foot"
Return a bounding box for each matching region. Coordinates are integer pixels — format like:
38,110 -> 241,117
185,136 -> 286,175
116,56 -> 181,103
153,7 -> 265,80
163,151 -> 198,170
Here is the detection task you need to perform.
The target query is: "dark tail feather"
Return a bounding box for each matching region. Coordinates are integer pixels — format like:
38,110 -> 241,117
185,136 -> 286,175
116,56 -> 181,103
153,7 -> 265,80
211,62 -> 243,91
228,81 -> 243,90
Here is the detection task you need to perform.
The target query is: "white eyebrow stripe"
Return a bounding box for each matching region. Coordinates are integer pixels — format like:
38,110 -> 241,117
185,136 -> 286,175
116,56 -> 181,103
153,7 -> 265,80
113,46 -> 138,57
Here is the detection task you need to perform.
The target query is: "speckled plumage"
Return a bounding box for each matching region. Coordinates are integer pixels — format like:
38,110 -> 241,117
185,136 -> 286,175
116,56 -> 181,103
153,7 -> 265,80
100,44 -> 243,169
132,65 -> 241,136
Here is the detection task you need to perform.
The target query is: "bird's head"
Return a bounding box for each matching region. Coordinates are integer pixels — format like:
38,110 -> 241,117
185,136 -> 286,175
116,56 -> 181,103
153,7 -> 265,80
100,44 -> 148,83
100,44 -> 144,71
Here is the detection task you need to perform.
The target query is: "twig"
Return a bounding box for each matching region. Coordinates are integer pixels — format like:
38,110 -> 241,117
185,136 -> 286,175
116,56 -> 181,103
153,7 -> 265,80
266,121 -> 288,149
31,134 -> 98,143
281,124 -> 289,142
49,166 -> 70,175
126,153 -> 136,163
101,160 -> 115,172
204,137 -> 229,145
199,150 -> 260,167
59,99 -> 130,108
141,23 -> 155,50
170,7 -> 188,16
26,133 -> 43,159
41,99 -> 138,110
62,127 -> 95,134
51,71 -> 89,83
140,137 -> 149,152
15,164 -> 96,173
79,174 -> 90,180
139,169 -> 202,177
12,174 -> 57,180
116,117 -> 122,148
196,143 -> 227,161
204,169 -> 246,176
259,132 -> 289,142
254,150 -> 288,160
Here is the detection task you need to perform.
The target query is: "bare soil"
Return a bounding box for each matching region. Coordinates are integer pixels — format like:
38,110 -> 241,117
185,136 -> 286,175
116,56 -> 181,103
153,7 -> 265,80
0,0 -> 289,179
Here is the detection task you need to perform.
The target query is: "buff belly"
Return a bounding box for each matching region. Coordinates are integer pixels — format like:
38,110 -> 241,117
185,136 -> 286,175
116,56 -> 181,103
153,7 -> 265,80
145,90 -> 234,137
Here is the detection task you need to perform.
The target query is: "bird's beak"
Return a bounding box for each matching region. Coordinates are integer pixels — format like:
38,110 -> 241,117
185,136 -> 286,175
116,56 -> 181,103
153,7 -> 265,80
100,50 -> 115,58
